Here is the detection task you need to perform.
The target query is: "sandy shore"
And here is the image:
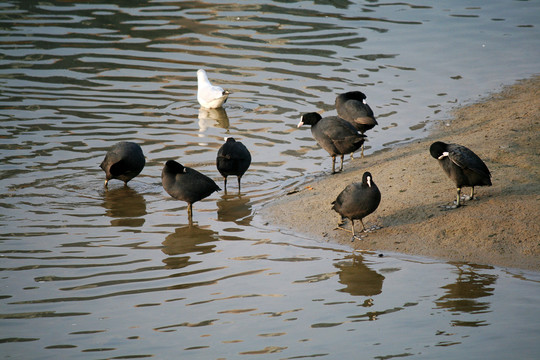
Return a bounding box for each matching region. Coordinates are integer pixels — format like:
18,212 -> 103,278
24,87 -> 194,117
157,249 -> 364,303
261,76 -> 540,271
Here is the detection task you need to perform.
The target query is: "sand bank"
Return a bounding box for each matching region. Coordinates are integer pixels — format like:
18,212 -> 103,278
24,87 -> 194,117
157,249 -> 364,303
261,76 -> 540,271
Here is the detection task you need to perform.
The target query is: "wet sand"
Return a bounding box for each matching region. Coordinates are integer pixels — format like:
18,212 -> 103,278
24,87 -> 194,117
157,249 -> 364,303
261,76 -> 540,271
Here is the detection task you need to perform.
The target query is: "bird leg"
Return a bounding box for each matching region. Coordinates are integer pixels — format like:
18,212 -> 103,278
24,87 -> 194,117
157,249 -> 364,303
358,219 -> 367,232
461,186 -> 475,202
335,222 -> 352,233
457,187 -> 476,203
438,188 -> 462,210
223,177 -> 228,195
331,156 -> 336,174
455,187 -> 462,207
187,203 -> 193,223
439,187 -> 468,210
335,219 -> 362,241
361,143 -> 365,158
339,154 -> 345,172
237,176 -> 242,193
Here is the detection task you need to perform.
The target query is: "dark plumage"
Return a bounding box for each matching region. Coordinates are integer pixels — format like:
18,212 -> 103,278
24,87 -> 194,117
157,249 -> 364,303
216,137 -> 251,193
161,160 -> 220,220
335,91 -> 378,134
332,172 -> 381,240
100,141 -> 145,187
298,112 -> 366,173
429,141 -> 492,207
335,91 -> 378,157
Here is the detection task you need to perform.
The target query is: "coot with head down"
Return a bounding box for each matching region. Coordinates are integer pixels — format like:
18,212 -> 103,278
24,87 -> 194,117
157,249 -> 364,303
298,112 -> 365,173
100,141 -> 145,187
429,141 -> 492,207
216,137 -> 251,193
162,160 -> 220,221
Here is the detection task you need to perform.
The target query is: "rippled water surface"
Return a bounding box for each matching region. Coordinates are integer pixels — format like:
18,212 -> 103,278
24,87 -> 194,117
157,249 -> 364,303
1,0 -> 539,359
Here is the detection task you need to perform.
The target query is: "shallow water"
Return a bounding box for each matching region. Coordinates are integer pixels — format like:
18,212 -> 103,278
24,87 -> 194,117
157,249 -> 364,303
1,0 -> 539,359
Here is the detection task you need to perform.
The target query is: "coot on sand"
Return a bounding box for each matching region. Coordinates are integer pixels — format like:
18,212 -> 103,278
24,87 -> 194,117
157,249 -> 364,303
429,141 -> 492,207
335,91 -> 377,157
332,171 -> 381,240
335,91 -> 377,134
298,112 -> 365,173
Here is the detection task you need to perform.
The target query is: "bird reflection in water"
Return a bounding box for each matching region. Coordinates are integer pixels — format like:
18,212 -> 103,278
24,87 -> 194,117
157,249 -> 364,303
102,186 -> 146,227
216,194 -> 252,226
161,225 -> 219,270
435,263 -> 497,323
334,254 -> 385,297
198,107 -> 230,134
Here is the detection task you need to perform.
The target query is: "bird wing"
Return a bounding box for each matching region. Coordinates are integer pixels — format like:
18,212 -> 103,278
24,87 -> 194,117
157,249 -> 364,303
344,100 -> 370,118
318,117 -> 361,138
110,159 -> 130,177
333,183 -> 356,208
200,84 -> 226,101
316,118 -> 365,153
447,144 -> 491,178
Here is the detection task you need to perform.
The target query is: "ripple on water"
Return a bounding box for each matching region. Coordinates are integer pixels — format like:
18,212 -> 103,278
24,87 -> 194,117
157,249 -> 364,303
1,0 -> 540,359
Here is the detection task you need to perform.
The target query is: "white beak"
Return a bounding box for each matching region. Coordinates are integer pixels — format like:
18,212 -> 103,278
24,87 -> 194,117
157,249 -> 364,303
438,152 -> 449,160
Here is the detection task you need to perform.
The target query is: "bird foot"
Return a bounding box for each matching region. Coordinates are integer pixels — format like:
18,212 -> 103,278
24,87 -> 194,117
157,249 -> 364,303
363,225 -> 382,233
461,195 -> 479,202
438,203 -> 462,211
334,225 -> 379,242
334,225 -> 352,233
334,225 -> 361,241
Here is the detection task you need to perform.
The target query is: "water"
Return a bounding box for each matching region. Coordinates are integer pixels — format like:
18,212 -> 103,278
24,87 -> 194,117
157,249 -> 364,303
1,0 -> 539,358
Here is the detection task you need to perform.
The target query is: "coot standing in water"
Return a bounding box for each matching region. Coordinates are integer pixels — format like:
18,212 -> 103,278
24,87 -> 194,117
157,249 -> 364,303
162,160 -> 220,222
335,91 -> 378,157
100,141 -> 145,187
216,137 -> 251,194
297,112 -> 365,173
197,69 -> 230,109
332,171 -> 381,240
429,141 -> 492,207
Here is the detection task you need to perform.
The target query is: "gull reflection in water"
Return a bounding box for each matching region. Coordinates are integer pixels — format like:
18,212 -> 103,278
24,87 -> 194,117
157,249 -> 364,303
198,107 -> 230,134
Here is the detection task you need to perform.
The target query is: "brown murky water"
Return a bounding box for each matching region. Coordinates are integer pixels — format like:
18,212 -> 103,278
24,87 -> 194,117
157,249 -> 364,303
1,1 -> 539,359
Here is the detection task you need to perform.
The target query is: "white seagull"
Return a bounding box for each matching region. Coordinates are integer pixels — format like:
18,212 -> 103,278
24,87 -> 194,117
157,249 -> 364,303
197,69 -> 230,109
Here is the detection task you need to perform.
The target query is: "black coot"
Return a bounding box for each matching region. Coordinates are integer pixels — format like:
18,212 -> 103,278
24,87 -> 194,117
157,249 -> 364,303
298,112 -> 365,173
332,171 -> 381,240
100,141 -> 145,187
429,141 -> 492,207
216,137 -> 251,193
162,160 -> 220,220
335,91 -> 378,133
335,91 -> 377,157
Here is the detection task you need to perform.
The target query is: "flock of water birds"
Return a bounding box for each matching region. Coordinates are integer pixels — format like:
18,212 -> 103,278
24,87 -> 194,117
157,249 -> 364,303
99,69 -> 492,239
